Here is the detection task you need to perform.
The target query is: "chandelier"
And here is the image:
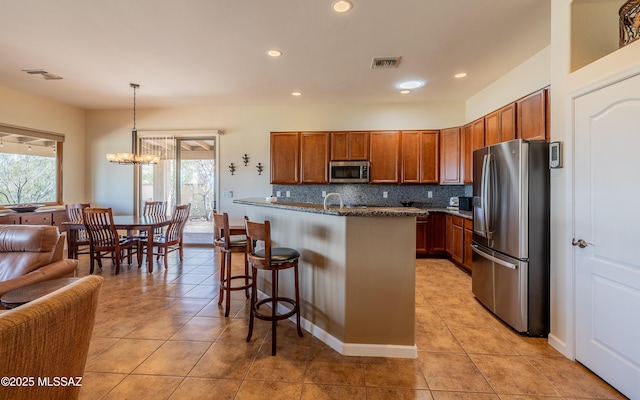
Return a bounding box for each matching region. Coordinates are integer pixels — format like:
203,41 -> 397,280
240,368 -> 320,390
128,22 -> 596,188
106,83 -> 160,165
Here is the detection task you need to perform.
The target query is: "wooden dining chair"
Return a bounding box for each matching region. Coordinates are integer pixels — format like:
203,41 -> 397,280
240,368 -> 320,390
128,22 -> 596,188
82,207 -> 142,275
65,203 -> 90,259
136,200 -> 168,238
140,204 -> 190,270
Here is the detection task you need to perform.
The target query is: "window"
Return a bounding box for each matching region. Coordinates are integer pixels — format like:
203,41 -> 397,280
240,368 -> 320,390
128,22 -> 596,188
0,123 -> 63,206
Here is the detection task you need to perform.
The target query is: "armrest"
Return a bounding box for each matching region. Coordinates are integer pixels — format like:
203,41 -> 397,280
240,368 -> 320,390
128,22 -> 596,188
0,259 -> 78,298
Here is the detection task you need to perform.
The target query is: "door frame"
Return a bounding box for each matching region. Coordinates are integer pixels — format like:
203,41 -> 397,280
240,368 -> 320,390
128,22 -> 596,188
566,65 -> 640,357
134,129 -> 221,217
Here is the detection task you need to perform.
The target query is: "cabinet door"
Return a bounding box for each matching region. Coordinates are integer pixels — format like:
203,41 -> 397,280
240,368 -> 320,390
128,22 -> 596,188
463,219 -> 473,271
416,217 -> 428,255
445,213 -> 453,255
401,131 -> 421,183
517,88 -> 548,141
426,213 -> 446,254
300,132 -> 329,183
462,118 -> 485,184
330,131 -> 369,160
499,103 -> 516,142
439,127 -> 461,184
485,110 -> 500,146
451,216 -> 464,264
369,131 -> 400,183
420,130 -> 439,183
270,132 -> 300,184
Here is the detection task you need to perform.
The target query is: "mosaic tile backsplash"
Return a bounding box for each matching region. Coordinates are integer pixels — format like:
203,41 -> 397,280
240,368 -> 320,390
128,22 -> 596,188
272,184 -> 472,208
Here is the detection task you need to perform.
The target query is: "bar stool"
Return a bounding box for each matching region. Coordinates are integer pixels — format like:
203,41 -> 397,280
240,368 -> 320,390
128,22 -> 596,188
244,216 -> 303,356
213,212 -> 252,317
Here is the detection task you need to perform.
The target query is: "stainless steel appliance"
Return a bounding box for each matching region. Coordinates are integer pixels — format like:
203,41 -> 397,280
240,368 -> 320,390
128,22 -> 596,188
472,139 -> 550,337
329,161 -> 370,183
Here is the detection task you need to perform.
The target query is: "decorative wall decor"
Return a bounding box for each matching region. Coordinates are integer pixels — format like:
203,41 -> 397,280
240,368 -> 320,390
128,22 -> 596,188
620,0 -> 640,47
256,162 -> 264,175
229,163 -> 236,175
242,154 -> 250,166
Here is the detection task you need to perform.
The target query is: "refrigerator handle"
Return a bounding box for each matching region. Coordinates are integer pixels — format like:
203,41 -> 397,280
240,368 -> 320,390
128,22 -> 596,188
481,154 -> 491,237
485,154 -> 497,236
471,244 -> 517,269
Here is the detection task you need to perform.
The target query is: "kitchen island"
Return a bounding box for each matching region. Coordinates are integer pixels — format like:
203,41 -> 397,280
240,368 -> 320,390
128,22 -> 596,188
234,198 -> 428,358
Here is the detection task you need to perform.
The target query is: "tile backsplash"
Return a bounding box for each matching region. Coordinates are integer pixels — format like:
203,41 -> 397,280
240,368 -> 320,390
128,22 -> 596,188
272,184 -> 472,207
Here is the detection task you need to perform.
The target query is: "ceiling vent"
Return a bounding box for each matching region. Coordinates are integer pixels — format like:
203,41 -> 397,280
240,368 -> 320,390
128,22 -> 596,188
22,69 -> 63,80
371,57 -> 401,69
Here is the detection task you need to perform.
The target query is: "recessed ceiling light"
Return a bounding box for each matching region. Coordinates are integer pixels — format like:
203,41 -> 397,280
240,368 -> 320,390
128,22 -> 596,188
332,0 -> 353,13
396,80 -> 426,90
454,72 -> 467,78
267,50 -> 282,57
292,92 -> 302,97
400,90 -> 411,95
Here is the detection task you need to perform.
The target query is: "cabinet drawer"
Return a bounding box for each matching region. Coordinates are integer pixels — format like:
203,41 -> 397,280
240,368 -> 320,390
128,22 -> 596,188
0,214 -> 19,224
21,212 -> 52,225
452,215 -> 464,227
464,218 -> 473,230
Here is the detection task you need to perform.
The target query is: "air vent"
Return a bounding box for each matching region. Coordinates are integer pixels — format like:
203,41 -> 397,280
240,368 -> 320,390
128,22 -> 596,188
371,57 -> 401,69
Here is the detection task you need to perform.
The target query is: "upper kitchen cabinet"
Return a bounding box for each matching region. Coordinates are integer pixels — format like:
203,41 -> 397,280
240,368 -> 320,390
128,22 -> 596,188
485,103 -> 516,146
439,127 -> 462,185
517,87 -> 549,142
330,131 -> 369,160
270,132 -> 300,184
401,130 -> 439,184
369,130 -> 400,183
300,132 -> 330,183
462,118 -> 485,184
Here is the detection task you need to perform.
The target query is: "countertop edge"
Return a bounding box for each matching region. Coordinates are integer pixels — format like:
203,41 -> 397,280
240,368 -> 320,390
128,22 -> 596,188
234,198 -> 430,217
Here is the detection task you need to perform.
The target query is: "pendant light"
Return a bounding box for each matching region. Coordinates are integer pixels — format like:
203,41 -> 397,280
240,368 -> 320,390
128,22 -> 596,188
106,83 -> 159,164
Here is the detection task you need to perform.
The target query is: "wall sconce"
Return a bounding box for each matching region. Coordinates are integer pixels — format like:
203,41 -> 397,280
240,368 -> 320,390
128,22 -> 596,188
242,154 -> 250,166
256,162 -> 264,175
229,163 -> 236,175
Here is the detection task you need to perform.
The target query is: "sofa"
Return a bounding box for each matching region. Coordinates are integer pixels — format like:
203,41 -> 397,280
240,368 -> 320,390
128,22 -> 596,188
0,225 -> 78,301
0,275 -> 103,400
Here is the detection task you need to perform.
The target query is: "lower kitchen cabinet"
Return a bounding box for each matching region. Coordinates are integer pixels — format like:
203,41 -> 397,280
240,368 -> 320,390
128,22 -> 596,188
463,218 -> 473,271
442,213 -> 473,271
416,213 -> 446,256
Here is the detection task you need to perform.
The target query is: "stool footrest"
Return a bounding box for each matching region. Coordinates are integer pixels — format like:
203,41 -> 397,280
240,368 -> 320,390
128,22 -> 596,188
254,297 -> 299,321
220,275 -> 253,291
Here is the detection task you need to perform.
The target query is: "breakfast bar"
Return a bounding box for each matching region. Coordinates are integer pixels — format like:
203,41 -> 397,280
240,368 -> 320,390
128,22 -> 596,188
235,198 -> 428,358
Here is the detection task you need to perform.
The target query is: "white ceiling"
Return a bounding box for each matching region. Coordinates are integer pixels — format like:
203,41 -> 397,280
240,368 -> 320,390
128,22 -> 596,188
0,0 -> 550,110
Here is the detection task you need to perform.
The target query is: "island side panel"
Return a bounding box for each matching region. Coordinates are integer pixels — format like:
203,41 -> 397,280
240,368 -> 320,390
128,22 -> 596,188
245,205 -> 348,342
344,216 -> 416,346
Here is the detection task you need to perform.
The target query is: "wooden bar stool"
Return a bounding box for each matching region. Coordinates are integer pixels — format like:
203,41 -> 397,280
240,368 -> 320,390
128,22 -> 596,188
244,216 -> 303,356
213,212 -> 252,317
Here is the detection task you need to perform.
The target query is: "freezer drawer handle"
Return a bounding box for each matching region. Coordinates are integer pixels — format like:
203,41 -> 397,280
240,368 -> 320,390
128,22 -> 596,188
471,244 -> 517,269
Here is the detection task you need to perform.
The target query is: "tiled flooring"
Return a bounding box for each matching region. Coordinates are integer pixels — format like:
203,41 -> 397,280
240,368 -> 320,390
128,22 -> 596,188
77,248 -> 626,400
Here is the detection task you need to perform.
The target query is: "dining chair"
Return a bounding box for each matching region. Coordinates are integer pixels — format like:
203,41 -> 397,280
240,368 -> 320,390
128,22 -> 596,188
82,207 -> 142,275
65,203 -> 91,259
136,200 -> 168,239
140,204 -> 190,270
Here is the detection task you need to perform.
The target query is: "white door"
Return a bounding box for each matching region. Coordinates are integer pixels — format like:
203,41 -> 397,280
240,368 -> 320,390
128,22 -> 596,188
574,73 -> 640,399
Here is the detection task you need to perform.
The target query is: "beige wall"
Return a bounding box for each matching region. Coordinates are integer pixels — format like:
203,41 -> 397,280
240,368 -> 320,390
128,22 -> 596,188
0,85 -> 86,204
465,46 -> 551,122
85,101 -> 465,222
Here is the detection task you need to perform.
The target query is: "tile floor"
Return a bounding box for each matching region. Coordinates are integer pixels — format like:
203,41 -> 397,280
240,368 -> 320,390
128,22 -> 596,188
77,248 -> 626,400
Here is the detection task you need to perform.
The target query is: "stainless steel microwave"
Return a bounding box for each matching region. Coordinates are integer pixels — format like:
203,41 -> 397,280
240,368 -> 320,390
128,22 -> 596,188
329,161 -> 370,183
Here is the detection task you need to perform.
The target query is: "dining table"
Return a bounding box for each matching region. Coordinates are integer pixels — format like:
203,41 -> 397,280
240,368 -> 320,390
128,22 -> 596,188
63,214 -> 173,273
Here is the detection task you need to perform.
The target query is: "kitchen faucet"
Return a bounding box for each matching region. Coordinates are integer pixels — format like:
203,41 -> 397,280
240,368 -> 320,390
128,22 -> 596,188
323,193 -> 343,210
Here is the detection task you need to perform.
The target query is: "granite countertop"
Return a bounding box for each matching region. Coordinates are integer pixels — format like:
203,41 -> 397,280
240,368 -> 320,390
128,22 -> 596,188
234,198 -> 430,217
421,207 -> 473,220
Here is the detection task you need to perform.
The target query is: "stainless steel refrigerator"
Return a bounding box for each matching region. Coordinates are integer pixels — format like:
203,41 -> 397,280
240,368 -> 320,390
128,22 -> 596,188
472,139 -> 550,337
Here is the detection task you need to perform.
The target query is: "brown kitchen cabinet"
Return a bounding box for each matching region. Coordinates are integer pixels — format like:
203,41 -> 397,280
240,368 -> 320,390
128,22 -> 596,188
416,212 -> 446,256
462,118 -> 485,184
270,132 -> 300,184
330,131 -> 369,160
517,87 -> 549,141
300,132 -> 329,183
463,218 -> 473,271
369,131 -> 400,183
439,127 -> 461,184
401,130 -> 439,184
485,103 -> 516,146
